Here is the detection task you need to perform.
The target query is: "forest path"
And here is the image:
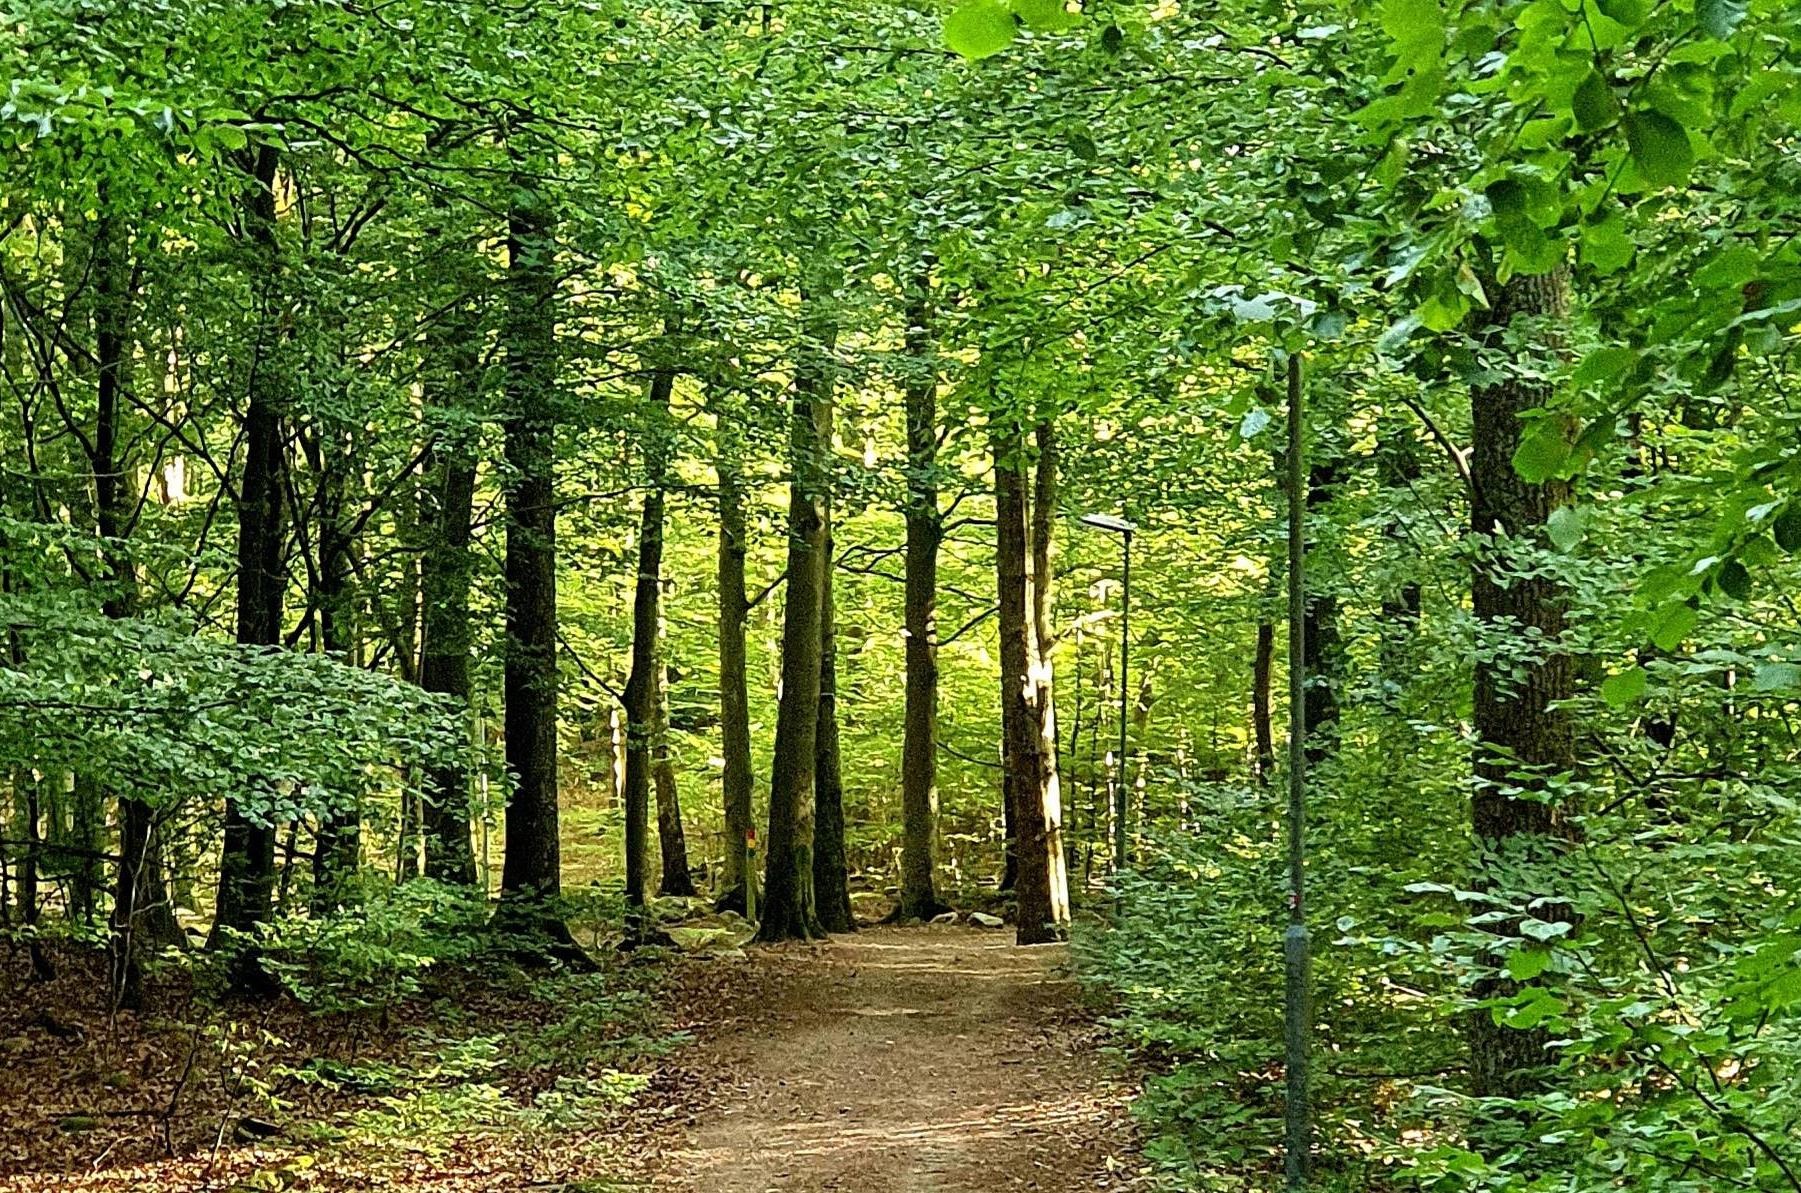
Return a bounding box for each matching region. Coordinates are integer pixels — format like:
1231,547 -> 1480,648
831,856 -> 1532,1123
641,924 -> 1139,1192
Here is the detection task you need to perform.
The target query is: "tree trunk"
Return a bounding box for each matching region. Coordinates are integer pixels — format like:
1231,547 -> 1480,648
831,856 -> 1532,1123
755,319 -> 835,943
623,356 -> 676,930
494,180 -> 573,953
653,659 -> 697,897
1302,457 -> 1343,764
1252,620 -> 1276,784
992,420 -> 1069,945
713,389 -> 755,914
212,146 -> 286,981
310,426 -> 360,907
813,532 -> 854,932
898,283 -> 947,921
419,294 -> 481,886
1467,268 -> 1577,1101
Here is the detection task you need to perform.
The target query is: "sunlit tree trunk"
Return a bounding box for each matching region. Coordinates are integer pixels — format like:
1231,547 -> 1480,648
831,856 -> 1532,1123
713,387 -> 755,914
992,419 -> 1069,945
898,281 -> 947,920
623,357 -> 677,930
756,317 -> 835,943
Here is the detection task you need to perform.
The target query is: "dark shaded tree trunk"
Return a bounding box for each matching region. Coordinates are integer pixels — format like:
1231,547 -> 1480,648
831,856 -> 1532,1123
898,283 -> 947,920
624,356 -> 676,930
813,533 -> 854,932
212,146 -> 286,981
1377,411 -> 1424,690
85,203 -> 183,1005
419,296 -> 481,887
1302,457 -> 1343,764
713,389 -> 755,914
756,319 -> 835,943
310,427 -> 360,907
653,659 -> 696,897
1466,269 -> 1577,1101
494,180 -> 574,954
1252,620 -> 1276,784
992,420 -> 1069,945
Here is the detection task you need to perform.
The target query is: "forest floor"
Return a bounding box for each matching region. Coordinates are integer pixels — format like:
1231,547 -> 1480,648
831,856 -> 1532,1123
0,922 -> 1142,1192
637,923 -> 1142,1191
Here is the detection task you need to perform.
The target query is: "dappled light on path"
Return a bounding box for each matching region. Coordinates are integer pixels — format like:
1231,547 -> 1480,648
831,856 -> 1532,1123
647,926 -> 1138,1191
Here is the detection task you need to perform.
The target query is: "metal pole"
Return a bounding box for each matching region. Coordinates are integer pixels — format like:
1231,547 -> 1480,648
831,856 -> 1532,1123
1283,349 -> 1311,1191
1114,529 -> 1131,871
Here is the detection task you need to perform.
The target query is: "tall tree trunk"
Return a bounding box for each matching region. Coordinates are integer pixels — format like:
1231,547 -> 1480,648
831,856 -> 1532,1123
1252,619 -> 1276,784
494,178 -> 572,953
623,356 -> 676,930
1377,411 -> 1424,690
898,282 -> 947,920
1302,457 -> 1343,764
713,389 -> 755,914
755,319 -> 835,943
992,420 -> 1069,945
1467,269 -> 1576,1100
653,659 -> 696,897
86,203 -> 182,1004
419,297 -> 481,886
812,534 -> 854,932
212,146 -> 286,981
310,427 -> 360,906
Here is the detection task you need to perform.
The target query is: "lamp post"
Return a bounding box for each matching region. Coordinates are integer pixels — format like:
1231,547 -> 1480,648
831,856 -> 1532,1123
1079,512 -> 1135,872
1282,349 -> 1311,1192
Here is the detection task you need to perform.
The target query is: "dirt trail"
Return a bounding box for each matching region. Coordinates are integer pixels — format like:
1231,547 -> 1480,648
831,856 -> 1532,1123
644,924 -> 1138,1192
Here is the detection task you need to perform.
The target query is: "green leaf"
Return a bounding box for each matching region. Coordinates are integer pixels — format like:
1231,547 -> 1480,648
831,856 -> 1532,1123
1519,918 -> 1573,943
1596,0 -> 1649,26
1601,667 -> 1649,708
1650,602 -> 1698,652
1238,408 -> 1271,439
1513,424 -> 1572,483
1573,346 -> 1638,386
1013,0 -> 1081,32
1547,505 -> 1585,552
1507,947 -> 1553,981
1774,505 -> 1801,552
1754,662 -> 1801,692
1716,559 -> 1752,601
1697,0 -> 1747,40
1580,216 -> 1634,276
1695,245 -> 1761,291
1573,70 -> 1620,132
1625,111 -> 1694,188
945,1 -> 1017,60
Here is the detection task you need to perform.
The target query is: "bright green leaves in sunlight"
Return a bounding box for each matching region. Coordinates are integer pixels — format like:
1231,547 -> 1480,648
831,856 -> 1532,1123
1600,667 -> 1649,709
944,1 -> 1016,59
1512,416 -> 1577,484
1625,110 -> 1695,188
944,0 -> 1078,60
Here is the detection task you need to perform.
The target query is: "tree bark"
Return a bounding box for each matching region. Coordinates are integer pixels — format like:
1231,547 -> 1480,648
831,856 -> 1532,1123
713,389 -> 755,914
624,354 -> 676,928
653,659 -> 696,897
898,283 -> 947,920
419,292 -> 481,886
813,532 -> 854,932
310,424 -> 360,906
1302,457 -> 1343,764
756,319 -> 835,943
992,420 -> 1069,945
212,146 -> 286,980
494,178 -> 573,953
1466,268 -> 1577,1101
